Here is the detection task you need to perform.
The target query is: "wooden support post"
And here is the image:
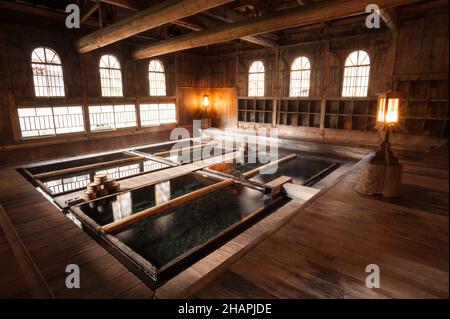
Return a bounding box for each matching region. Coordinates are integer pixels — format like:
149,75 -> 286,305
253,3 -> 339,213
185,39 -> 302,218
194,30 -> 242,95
102,178 -> 235,234
319,40 -> 330,137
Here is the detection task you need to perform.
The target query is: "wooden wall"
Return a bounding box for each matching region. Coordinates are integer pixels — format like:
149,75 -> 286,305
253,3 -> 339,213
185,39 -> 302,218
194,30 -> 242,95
202,10 -> 449,148
203,32 -> 394,99
177,87 -> 238,128
0,12 -> 204,165
0,6 -> 448,165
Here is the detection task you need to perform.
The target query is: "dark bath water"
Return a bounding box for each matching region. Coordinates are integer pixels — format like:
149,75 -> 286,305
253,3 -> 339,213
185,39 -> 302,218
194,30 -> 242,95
76,173 -> 218,226
249,157 -> 337,185
112,184 -> 271,268
26,152 -> 134,175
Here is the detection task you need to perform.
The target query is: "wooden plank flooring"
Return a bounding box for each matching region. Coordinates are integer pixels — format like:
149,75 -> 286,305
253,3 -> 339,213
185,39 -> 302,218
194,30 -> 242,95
0,167 -> 154,299
0,151 -> 238,298
0,228 -> 32,298
1,145 -> 447,299
194,147 -> 449,299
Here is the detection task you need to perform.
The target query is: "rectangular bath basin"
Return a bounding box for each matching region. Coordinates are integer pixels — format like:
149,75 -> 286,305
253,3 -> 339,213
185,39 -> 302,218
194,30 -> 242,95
107,183 -> 285,285
74,172 -> 220,226
249,157 -> 339,186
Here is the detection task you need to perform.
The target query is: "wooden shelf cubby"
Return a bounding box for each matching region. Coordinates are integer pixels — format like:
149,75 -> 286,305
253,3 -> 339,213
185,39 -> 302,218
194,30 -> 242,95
238,81 -> 448,139
276,98 -> 321,128
395,79 -> 449,137
324,98 -> 378,131
238,98 -> 273,124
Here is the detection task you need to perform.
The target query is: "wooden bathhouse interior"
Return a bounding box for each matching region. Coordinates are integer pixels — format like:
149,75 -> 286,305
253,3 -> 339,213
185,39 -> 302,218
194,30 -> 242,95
0,0 -> 448,300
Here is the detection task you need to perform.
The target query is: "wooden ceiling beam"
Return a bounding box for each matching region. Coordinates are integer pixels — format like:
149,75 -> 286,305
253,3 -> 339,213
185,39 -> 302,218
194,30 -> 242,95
101,0 -> 277,47
203,8 -> 280,40
97,0 -> 205,31
97,0 -> 140,11
80,1 -> 99,23
171,18 -> 205,32
76,0 -> 234,53
194,14 -> 277,47
380,7 -> 398,31
132,0 -> 419,60
0,1 -> 98,27
0,1 -> 162,41
241,0 -> 272,13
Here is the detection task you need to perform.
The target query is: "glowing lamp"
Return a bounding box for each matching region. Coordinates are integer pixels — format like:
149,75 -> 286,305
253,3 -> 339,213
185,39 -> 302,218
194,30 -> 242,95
202,95 -> 209,108
355,91 -> 403,198
201,94 -> 211,129
377,92 -> 400,125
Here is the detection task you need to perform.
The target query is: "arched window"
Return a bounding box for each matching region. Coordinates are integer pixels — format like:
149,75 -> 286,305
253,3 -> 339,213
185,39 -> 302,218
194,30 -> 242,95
342,50 -> 370,97
248,61 -> 265,97
31,47 -> 65,97
290,57 -> 311,97
99,55 -> 123,97
149,60 -> 166,96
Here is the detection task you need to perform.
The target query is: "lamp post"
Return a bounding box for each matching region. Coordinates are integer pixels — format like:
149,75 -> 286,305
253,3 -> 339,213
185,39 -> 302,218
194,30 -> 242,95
355,92 -> 403,198
371,92 -> 400,166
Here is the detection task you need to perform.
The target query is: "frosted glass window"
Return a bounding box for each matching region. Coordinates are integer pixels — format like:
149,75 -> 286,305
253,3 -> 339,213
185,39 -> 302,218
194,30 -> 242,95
248,61 -> 265,97
290,57 -> 311,97
99,55 -> 123,97
342,50 -> 370,97
31,47 -> 65,97
149,60 -> 166,96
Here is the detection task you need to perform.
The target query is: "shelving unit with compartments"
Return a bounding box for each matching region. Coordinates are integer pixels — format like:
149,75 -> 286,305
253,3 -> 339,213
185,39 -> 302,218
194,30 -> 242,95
275,99 -> 321,128
238,98 -> 273,124
324,98 -> 378,131
394,79 -> 448,137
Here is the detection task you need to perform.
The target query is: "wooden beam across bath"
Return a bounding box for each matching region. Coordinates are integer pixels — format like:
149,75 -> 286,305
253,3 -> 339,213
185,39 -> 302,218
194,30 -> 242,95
76,0 -> 234,53
33,156 -> 145,180
264,175 -> 293,197
241,154 -> 297,179
153,142 -> 214,157
102,178 -> 235,234
132,0 -> 418,59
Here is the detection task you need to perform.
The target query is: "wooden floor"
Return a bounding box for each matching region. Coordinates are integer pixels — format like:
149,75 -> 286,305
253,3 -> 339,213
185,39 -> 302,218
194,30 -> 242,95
0,227 -> 32,298
194,146 -> 449,299
0,151 -> 238,298
0,145 -> 447,299
0,166 -> 154,299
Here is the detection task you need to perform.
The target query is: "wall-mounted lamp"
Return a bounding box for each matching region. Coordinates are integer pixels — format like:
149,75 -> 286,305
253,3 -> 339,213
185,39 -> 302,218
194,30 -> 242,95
355,92 -> 403,198
201,94 -> 211,129
202,95 -> 209,108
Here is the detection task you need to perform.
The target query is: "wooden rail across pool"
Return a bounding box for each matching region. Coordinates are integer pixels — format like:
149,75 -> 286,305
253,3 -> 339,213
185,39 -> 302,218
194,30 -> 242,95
33,156 -> 146,180
153,142 -> 213,157
102,178 -> 235,234
242,154 -> 297,179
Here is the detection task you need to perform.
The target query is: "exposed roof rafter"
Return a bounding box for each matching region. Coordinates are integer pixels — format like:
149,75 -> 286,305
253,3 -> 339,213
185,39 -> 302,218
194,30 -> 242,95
132,0 -> 419,60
